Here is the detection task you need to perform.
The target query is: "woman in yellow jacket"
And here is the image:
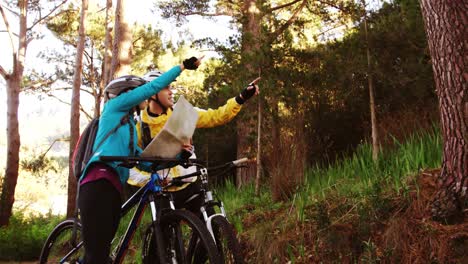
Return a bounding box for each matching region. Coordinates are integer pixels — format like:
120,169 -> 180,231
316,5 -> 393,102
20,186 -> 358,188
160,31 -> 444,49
128,69 -> 260,213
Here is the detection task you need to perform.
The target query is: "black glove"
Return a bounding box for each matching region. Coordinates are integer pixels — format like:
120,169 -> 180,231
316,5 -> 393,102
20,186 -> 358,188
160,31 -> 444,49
178,149 -> 193,161
183,57 -> 199,70
235,83 -> 257,104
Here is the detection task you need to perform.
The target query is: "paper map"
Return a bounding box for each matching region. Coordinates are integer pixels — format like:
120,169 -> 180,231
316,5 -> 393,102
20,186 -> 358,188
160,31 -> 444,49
141,95 -> 199,158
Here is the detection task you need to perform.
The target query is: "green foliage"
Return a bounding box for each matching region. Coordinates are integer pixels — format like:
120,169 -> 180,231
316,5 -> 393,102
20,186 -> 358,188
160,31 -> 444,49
215,126 -> 442,262
361,238 -> 381,263
40,2 -> 166,118
0,213 -> 62,261
158,0 -> 211,25
20,156 -> 59,175
218,181 -> 273,232
132,25 -> 164,74
219,125 -> 441,235
1,127 -> 442,262
304,124 -> 442,196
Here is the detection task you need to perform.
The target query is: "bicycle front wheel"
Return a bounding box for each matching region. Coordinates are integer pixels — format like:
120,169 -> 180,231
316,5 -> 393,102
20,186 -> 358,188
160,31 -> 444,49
39,219 -> 84,264
190,215 -> 244,264
142,209 -> 221,264
211,215 -> 244,264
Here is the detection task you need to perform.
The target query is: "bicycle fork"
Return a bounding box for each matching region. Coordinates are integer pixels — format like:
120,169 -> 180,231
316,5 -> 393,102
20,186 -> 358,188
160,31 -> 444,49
200,191 -> 227,242
148,185 -> 178,263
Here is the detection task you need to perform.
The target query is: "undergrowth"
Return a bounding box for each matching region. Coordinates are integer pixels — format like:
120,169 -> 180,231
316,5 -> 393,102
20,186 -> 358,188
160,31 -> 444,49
217,126 -> 464,263
3,126 -> 462,263
0,213 -> 62,261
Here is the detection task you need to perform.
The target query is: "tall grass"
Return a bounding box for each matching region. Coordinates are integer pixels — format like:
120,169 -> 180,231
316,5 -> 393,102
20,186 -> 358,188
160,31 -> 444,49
304,125 -> 442,197
218,125 -> 442,229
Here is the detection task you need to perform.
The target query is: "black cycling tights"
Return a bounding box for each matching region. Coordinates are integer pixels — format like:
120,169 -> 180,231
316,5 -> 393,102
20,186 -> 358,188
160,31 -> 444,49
79,179 -> 121,264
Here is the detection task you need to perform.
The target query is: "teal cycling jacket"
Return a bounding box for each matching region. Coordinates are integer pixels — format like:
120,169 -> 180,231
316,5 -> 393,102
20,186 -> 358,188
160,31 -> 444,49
79,65 -> 182,184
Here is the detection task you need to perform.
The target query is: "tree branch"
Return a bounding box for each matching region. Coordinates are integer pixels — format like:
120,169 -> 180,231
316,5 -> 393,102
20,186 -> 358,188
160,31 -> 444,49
0,65 -> 9,79
178,10 -> 231,17
0,3 -> 17,54
22,78 -> 57,92
270,0 -> 308,39
46,93 -> 92,120
28,0 -> 68,30
1,3 -> 19,17
268,0 -> 302,12
79,105 -> 93,120
314,0 -> 352,14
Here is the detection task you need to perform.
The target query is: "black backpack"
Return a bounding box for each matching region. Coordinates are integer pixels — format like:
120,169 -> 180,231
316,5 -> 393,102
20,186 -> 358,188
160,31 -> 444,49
72,115 -> 130,180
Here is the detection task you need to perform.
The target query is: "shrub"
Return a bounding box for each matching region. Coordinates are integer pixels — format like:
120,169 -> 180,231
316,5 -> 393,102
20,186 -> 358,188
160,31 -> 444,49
0,213 -> 62,261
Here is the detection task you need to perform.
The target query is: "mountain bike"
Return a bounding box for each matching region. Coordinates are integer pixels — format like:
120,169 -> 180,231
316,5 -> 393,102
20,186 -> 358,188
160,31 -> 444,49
39,156 -> 221,264
142,158 -> 247,264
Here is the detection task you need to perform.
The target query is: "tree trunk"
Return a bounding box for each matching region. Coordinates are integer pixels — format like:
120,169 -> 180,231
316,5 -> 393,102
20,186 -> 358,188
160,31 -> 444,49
67,0 -> 88,218
236,0 -> 261,188
101,0 -> 113,91
110,0 -> 132,79
255,98 -> 262,195
0,77 -> 21,226
0,0 -> 28,226
362,0 -> 380,162
420,0 -> 467,224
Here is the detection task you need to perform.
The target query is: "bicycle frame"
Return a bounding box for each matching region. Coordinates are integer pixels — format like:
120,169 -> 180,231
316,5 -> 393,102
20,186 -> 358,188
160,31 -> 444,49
61,171 -> 173,264
111,172 -> 173,263
170,162 -> 239,242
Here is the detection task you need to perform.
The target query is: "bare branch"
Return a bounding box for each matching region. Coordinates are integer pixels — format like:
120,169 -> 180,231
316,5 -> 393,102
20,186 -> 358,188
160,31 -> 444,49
317,23 -> 347,36
28,0 -> 68,30
46,93 -> 92,120
1,3 -> 19,17
79,105 -> 93,120
22,78 -> 56,91
80,87 -> 97,97
315,0 -> 352,14
132,35 -> 142,45
178,10 -> 231,17
269,0 -> 302,12
271,0 -> 307,39
0,3 -> 17,54
0,65 -> 9,79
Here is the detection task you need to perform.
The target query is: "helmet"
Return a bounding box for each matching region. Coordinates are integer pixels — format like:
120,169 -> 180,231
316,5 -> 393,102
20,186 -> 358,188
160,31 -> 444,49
142,69 -> 176,113
104,75 -> 147,101
143,70 -> 165,82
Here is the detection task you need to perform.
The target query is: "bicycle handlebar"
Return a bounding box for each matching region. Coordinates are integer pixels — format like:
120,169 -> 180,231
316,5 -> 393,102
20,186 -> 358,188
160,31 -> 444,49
100,156 -> 192,163
232,157 -> 249,166
171,157 -> 249,182
99,155 -> 249,186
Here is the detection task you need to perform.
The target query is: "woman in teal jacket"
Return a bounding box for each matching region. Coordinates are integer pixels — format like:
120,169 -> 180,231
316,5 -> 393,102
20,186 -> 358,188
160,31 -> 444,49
78,57 -> 202,264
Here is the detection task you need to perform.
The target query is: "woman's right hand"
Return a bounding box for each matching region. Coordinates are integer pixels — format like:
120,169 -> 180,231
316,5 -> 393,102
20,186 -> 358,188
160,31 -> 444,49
182,56 -> 204,70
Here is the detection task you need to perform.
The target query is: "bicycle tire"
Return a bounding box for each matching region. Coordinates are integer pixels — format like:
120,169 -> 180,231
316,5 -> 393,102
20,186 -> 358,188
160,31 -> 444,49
143,222 -> 170,264
142,209 -> 221,264
211,216 -> 244,264
39,219 -> 84,264
191,216 -> 244,264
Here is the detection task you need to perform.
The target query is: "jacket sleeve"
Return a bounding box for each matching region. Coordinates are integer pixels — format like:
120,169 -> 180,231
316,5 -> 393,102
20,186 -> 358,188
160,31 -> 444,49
196,97 -> 242,128
136,119 -> 143,148
105,66 -> 182,113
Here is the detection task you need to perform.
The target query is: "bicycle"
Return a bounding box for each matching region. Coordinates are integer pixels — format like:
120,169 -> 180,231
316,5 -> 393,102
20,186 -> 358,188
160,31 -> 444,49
142,158 -> 248,264
39,156 -> 221,264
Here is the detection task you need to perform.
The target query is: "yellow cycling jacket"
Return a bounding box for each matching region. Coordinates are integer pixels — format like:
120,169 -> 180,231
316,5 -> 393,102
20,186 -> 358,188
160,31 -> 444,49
129,97 -> 242,191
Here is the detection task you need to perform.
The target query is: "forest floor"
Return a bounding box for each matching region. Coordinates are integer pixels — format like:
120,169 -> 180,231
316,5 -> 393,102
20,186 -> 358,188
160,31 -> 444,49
236,169 -> 468,263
